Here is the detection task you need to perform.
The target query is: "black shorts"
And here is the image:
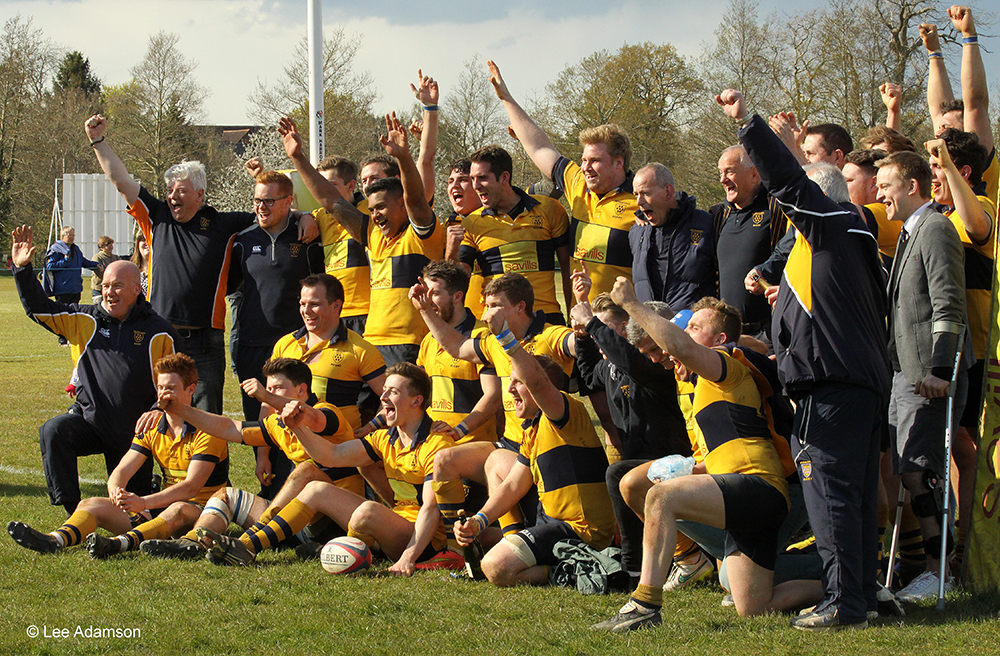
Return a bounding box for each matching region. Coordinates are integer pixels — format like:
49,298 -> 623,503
374,343 -> 420,367
512,516 -> 578,566
712,473 -> 787,570
960,359 -> 984,429
341,315 -> 367,336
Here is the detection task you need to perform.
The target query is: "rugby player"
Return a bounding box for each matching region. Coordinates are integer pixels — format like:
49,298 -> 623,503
8,354 -> 228,559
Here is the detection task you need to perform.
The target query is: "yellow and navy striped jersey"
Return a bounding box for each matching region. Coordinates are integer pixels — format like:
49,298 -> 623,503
553,157 -> 636,300
865,202 -> 902,260
271,323 -> 386,430
674,376 -> 705,462
458,189 -> 569,316
241,399 -> 364,496
445,211 -> 486,318
315,205 -> 371,319
418,311 -> 497,444
363,217 -> 446,346
947,195 -> 997,359
518,393 -> 615,549
473,312 -> 575,445
690,349 -> 789,504
131,416 -> 229,506
983,148 -> 998,209
360,415 -> 465,552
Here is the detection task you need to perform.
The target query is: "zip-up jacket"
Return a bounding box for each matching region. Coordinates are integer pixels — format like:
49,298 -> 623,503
576,317 -> 689,460
228,212 -> 324,347
629,192 -> 717,310
14,262 -> 178,445
738,114 -> 890,398
44,240 -> 98,296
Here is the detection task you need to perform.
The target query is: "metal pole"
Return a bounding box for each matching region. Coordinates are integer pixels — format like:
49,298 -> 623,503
307,0 -> 325,166
937,327 -> 965,611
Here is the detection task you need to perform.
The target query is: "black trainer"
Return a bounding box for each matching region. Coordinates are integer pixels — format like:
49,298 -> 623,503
8,521 -> 58,554
294,541 -> 324,561
86,532 -> 121,559
140,537 -> 205,560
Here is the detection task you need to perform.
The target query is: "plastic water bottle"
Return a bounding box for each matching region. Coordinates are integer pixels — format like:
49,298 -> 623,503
647,455 -> 696,483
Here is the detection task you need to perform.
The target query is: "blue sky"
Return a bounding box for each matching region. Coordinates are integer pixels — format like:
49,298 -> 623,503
0,0 -> 995,125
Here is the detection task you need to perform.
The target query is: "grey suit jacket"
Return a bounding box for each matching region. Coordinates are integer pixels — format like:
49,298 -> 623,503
887,205 -> 973,385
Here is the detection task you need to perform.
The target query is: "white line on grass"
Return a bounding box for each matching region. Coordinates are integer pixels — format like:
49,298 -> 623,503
0,464 -> 105,485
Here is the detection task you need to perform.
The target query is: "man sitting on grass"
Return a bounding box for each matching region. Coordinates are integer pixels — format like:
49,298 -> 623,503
592,280 -> 822,630
454,310 -> 615,587
196,363 -> 466,575
140,357 -> 361,560
8,354 -> 229,559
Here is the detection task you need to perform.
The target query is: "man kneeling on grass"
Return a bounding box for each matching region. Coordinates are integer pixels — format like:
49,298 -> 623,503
196,362 -> 466,575
592,279 -> 822,631
141,357 -> 362,560
453,308 -> 615,587
8,354 -> 229,558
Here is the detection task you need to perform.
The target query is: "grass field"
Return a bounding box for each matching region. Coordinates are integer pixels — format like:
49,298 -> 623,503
1,276 -> 998,655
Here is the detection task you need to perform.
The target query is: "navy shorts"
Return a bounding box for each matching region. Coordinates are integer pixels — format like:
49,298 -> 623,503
712,473 -> 788,570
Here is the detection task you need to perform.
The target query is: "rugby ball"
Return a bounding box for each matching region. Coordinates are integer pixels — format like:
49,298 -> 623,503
320,536 -> 371,575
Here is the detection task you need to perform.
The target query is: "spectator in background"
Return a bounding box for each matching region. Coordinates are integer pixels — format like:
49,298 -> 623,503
45,226 -> 98,346
90,235 -> 120,304
129,232 -> 150,297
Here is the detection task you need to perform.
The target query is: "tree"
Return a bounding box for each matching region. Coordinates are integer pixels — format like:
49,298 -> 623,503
249,28 -> 380,164
103,32 -> 208,196
542,42 -> 703,173
0,15 -> 58,254
54,51 -> 101,97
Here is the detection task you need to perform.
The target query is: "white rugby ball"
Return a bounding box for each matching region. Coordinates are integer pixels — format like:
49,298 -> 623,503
320,536 -> 371,575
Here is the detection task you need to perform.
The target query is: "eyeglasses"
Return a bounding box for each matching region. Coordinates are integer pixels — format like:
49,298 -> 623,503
253,195 -> 291,208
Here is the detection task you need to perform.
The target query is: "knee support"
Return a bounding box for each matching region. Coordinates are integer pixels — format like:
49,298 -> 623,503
203,487 -> 255,527
911,470 -> 944,522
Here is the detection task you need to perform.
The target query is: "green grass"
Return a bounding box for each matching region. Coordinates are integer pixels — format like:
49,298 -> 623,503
1,277 -> 998,655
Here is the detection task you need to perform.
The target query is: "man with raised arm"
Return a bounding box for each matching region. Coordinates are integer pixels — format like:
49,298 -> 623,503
83,114 -> 317,413
8,225 -> 176,515
140,357 -> 362,560
280,113 -> 444,366
454,312 -> 614,587
487,60 -> 636,300
920,6 -> 996,200
411,272 -> 576,537
590,279 -> 821,630
716,89 -> 890,632
196,363 -> 465,574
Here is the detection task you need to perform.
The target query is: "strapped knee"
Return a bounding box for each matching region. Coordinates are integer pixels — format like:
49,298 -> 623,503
911,470 -> 945,521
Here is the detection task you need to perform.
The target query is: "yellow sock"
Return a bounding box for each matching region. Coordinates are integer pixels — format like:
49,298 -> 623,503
54,510 -> 98,548
241,498 -> 314,554
498,508 -> 524,537
632,584 -> 663,609
241,503 -> 282,541
124,516 -> 170,551
346,527 -> 376,548
182,528 -> 198,541
673,533 -> 699,561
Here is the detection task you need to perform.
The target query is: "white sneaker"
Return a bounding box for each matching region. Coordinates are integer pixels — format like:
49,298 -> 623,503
896,570 -> 954,603
663,552 -> 715,592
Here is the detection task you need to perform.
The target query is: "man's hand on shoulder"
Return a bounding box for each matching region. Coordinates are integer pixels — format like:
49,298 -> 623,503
134,410 -> 162,435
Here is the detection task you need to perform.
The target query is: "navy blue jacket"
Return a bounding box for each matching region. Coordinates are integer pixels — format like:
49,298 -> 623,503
629,192 -> 717,310
738,115 -> 890,398
44,240 -> 98,296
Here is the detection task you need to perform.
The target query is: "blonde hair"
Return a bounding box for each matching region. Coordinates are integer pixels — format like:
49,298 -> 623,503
579,124 -> 632,171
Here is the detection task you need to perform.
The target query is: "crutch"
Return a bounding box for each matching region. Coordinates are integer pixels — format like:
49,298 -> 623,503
937,327 -> 964,611
884,482 -> 906,589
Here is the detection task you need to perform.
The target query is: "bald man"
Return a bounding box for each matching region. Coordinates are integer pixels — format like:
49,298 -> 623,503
9,226 -> 179,515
